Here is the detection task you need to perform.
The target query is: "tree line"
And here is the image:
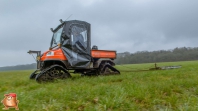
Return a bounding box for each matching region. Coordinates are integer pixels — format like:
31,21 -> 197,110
0,63 -> 36,71
115,47 -> 198,64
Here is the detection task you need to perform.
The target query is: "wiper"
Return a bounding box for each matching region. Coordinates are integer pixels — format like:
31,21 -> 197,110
50,44 -> 59,49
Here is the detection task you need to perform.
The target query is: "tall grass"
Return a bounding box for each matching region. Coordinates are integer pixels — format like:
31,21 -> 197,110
0,61 -> 198,110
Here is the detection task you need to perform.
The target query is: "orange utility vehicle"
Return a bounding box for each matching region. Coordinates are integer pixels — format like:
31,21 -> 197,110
28,19 -> 120,82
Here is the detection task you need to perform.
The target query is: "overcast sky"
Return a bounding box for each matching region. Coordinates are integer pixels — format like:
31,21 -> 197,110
0,0 -> 198,67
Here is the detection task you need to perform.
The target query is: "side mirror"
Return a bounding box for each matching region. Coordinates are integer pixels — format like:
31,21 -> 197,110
59,19 -> 63,23
50,28 -> 54,32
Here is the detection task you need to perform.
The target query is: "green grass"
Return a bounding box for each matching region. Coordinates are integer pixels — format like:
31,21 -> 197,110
0,61 -> 198,110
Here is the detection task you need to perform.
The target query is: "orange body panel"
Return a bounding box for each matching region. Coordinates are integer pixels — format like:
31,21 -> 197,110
41,48 -> 116,61
91,50 -> 116,59
40,48 -> 67,61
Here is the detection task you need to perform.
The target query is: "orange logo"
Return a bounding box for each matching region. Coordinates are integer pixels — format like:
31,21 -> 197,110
1,93 -> 19,110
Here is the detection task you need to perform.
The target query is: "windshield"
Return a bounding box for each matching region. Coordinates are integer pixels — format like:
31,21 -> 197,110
51,27 -> 63,48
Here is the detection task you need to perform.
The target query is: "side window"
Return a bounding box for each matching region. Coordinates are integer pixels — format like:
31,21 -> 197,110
71,26 -> 87,49
80,30 -> 87,41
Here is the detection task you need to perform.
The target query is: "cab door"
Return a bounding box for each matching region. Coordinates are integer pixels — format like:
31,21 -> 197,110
62,21 -> 91,68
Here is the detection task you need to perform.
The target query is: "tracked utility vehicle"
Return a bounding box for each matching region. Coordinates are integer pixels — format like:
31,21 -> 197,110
28,19 -> 120,82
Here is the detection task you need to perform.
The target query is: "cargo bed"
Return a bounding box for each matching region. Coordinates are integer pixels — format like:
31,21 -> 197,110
91,50 -> 116,59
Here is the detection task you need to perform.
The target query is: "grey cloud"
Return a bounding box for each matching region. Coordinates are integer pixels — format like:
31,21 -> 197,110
0,0 -> 198,67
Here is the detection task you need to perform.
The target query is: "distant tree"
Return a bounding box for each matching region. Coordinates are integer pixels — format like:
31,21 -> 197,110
115,47 -> 198,64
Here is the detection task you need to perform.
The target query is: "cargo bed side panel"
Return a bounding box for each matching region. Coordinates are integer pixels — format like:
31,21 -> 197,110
91,50 -> 116,59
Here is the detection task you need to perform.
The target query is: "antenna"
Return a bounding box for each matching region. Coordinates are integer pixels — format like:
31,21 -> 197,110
65,14 -> 73,21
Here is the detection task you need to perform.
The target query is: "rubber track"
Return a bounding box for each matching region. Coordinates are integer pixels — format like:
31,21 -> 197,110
29,70 -> 39,79
101,63 -> 120,75
35,64 -> 70,82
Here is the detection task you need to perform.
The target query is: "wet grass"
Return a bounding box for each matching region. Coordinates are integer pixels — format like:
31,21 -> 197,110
0,61 -> 198,110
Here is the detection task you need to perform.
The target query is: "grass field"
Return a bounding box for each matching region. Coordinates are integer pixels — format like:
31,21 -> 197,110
0,61 -> 198,111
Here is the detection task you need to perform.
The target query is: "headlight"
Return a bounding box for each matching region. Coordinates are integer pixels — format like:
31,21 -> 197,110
46,51 -> 54,56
